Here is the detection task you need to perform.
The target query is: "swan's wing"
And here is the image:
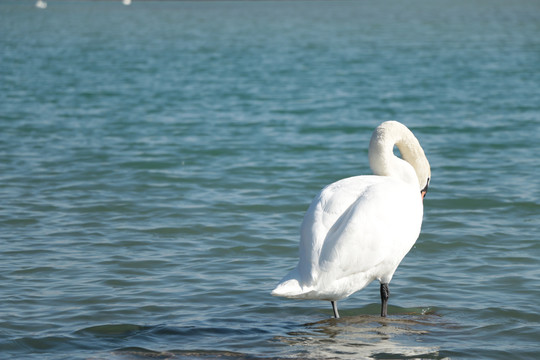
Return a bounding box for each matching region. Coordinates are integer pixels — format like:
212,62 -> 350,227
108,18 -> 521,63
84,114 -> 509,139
297,176 -> 380,284
298,176 -> 422,286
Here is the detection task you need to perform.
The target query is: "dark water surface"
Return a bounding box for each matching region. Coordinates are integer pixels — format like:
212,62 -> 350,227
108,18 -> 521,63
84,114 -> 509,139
1,0 -> 539,359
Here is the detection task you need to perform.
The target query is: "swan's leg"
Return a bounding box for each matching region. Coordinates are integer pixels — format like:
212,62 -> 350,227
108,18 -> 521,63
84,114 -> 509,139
331,301 -> 340,319
380,283 -> 390,317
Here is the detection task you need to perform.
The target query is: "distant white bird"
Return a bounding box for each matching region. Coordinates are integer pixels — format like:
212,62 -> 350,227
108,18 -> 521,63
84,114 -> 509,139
35,0 -> 47,9
272,121 -> 431,318
123,0 -> 132,5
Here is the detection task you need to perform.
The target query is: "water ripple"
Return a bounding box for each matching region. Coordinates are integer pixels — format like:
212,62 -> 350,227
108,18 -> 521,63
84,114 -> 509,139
1,1 -> 540,359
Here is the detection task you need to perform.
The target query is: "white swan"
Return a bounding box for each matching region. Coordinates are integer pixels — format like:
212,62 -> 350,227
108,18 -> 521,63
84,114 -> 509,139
122,0 -> 132,5
272,121 -> 431,318
35,0 -> 47,9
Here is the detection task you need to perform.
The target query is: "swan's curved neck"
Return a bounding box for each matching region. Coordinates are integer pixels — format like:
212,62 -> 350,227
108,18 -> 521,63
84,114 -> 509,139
368,121 -> 430,189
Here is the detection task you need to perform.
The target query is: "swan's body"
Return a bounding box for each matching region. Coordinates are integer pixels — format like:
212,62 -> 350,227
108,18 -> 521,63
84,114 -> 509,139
123,0 -> 132,5
272,121 -> 431,318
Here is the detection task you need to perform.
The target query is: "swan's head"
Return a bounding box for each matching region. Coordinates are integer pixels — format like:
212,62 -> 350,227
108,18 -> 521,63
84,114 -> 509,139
420,174 -> 430,200
401,131 -> 430,199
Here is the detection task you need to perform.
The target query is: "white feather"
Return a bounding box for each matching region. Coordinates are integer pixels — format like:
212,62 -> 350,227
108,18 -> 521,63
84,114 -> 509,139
272,121 -> 430,304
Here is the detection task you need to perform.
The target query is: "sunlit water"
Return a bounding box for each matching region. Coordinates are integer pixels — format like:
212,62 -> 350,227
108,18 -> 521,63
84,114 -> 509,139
1,1 -> 539,359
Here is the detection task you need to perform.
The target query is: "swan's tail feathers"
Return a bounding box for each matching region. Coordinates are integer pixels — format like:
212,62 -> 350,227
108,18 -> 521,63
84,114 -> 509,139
271,278 -> 304,298
271,269 -> 314,299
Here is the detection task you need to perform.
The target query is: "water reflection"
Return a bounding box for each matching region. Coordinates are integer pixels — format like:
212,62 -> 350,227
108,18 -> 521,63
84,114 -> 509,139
279,314 -> 443,359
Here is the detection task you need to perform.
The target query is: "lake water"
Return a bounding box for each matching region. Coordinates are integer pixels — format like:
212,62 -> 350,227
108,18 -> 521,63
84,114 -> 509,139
1,0 -> 539,359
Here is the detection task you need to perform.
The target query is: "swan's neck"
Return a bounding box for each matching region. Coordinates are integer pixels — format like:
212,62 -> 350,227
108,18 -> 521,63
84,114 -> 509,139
368,121 -> 430,189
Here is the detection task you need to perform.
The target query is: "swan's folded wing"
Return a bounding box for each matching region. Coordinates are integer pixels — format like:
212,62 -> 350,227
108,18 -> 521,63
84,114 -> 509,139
319,179 -> 422,282
297,176 -> 381,284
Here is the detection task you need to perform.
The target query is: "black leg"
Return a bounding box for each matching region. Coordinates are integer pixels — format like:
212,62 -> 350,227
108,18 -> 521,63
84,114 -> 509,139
331,301 -> 340,319
380,283 -> 389,317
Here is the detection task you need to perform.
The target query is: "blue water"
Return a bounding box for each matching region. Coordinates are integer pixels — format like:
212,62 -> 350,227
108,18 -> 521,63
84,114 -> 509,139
1,0 -> 540,359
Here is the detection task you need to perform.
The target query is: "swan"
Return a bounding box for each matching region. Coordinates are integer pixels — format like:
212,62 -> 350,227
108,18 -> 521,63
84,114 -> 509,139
35,0 -> 47,9
271,121 -> 431,318
122,0 -> 132,5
